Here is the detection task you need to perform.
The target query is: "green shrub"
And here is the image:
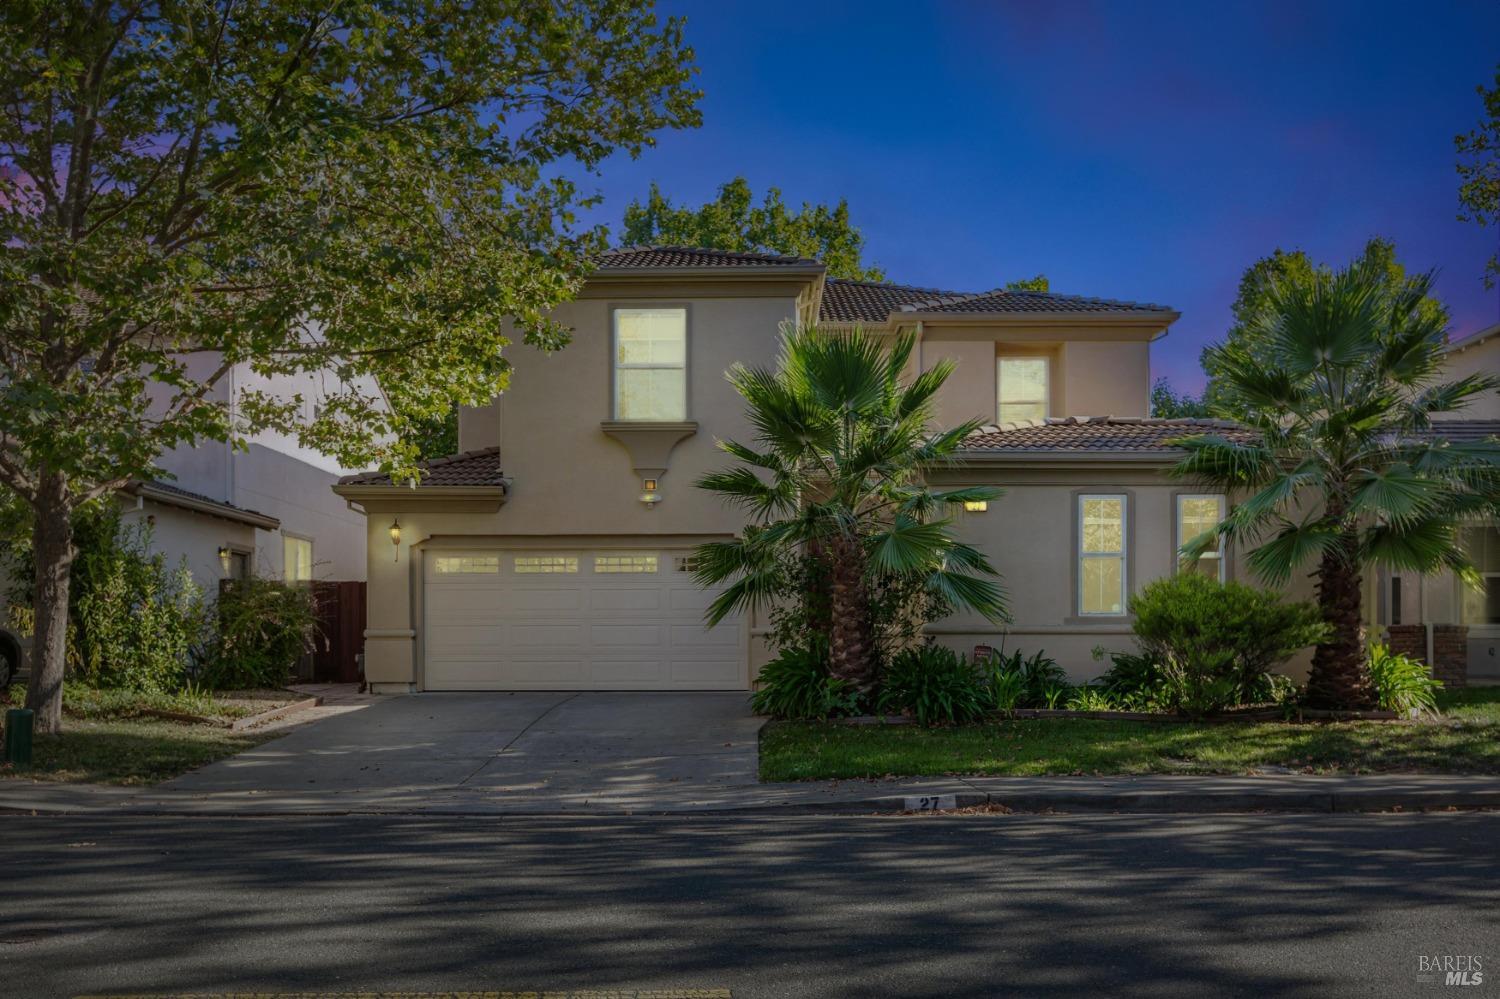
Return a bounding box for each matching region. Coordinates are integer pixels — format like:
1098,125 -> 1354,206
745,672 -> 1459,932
982,648 -> 1067,708
3,505 -> 209,692
1097,651 -> 1169,711
877,643 -> 988,726
751,638 -> 861,720
1367,643 -> 1442,715
987,665 -> 1025,713
1132,574 -> 1327,716
1066,686 -> 1116,711
197,578 -> 319,690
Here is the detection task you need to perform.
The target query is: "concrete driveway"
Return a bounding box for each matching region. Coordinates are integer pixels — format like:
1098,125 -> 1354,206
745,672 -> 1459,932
153,692 -> 764,811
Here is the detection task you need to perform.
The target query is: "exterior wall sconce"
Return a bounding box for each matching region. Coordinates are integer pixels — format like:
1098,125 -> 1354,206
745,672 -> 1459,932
217,546 -> 231,573
963,500 -> 989,513
640,478 -> 661,508
389,518 -> 402,560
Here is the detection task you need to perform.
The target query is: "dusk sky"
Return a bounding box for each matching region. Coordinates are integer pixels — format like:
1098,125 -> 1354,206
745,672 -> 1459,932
585,0 -> 1500,394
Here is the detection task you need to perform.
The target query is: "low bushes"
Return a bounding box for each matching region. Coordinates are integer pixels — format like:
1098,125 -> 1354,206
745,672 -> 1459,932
1126,574 -> 1325,717
4,503 -> 321,694
876,645 -> 989,726
750,638 -> 860,720
197,578 -> 320,690
1367,642 -> 1443,715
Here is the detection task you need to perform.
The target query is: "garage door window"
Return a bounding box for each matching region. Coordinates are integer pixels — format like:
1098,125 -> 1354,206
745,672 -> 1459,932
434,555 -> 500,574
594,554 -> 659,573
515,555 -> 579,574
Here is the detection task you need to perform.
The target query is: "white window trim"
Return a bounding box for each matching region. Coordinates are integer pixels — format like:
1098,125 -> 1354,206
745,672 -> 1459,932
1176,493 -> 1227,583
1078,493 -> 1127,617
612,306 -> 688,422
996,356 -> 1050,424
282,533 -> 314,583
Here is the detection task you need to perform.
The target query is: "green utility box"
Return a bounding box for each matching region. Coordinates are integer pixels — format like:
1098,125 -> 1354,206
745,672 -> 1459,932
4,708 -> 33,766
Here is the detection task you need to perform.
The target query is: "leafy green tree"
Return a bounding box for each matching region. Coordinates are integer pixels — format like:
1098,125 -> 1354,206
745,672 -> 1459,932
1456,64 -> 1500,287
404,405 -> 460,461
1171,262 -> 1500,710
692,325 -> 1008,693
1005,275 -> 1050,292
1150,378 -> 1210,418
1203,238 -> 1448,411
0,1 -> 700,732
622,177 -> 884,280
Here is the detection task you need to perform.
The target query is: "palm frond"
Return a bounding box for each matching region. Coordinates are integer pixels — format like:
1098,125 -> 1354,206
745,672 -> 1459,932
1244,519 -> 1344,587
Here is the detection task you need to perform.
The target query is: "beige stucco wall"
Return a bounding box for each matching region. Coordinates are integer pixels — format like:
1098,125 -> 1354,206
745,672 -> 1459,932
918,328 -> 1153,425
1434,332 -> 1500,421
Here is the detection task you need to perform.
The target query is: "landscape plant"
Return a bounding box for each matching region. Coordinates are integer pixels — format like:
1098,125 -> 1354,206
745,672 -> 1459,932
1130,574 -> 1325,716
693,325 -> 1008,696
1171,260 -> 1500,709
198,578 -> 320,691
875,644 -> 989,726
1366,643 -> 1444,715
750,638 -> 863,721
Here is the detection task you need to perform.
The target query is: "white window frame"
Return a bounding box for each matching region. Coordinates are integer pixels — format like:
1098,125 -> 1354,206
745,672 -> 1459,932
612,306 -> 687,421
1176,494 -> 1227,583
1078,493 -> 1127,617
996,356 -> 1050,425
282,533 -> 314,583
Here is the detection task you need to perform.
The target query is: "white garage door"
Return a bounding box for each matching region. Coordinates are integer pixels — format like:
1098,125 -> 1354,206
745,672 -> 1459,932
422,548 -> 745,691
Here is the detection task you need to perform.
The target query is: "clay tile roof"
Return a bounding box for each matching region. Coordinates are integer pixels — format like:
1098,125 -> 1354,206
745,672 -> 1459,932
338,447 -> 505,488
595,246 -> 823,269
902,288 -> 1174,315
962,417 -> 1256,453
819,278 -> 975,323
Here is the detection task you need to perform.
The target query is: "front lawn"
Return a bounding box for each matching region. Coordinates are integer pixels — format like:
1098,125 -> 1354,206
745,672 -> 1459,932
1,684 -> 288,785
759,687 -> 1500,781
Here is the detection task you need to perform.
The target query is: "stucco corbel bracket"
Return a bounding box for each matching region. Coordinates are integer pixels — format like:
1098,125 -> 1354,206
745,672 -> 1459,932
599,420 -> 698,479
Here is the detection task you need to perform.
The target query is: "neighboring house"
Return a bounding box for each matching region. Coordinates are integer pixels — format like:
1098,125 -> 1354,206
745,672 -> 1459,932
1374,322 -> 1500,680
0,357 -> 376,681
333,247 -> 1500,694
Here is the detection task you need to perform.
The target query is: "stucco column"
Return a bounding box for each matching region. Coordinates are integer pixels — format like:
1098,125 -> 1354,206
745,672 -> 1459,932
362,513 -> 418,692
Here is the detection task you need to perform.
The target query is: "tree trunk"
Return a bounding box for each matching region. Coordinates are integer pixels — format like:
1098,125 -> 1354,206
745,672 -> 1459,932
24,474 -> 76,735
1304,535 -> 1374,710
825,533 -> 875,695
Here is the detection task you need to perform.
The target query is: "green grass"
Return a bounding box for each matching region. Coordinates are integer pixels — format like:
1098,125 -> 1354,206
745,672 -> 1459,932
1,718 -> 278,785
759,687 -> 1500,781
1,683 -> 290,785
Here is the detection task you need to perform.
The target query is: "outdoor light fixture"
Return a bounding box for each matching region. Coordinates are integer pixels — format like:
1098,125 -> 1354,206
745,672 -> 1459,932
217,546 -> 231,572
640,477 -> 661,507
389,518 -> 402,560
963,500 -> 989,513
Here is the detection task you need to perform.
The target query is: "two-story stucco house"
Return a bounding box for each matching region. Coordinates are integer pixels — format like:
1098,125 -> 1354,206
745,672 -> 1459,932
333,248 -> 1498,694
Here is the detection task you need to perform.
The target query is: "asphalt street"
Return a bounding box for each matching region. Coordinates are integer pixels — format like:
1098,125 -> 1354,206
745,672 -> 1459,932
0,812 -> 1495,998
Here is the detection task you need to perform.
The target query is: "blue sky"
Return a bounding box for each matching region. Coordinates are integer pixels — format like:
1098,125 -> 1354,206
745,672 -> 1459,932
583,0 -> 1500,394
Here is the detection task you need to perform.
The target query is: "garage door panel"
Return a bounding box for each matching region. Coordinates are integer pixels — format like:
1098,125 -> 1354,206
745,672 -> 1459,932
589,588 -> 663,611
423,547 -> 745,691
592,623 -> 665,646
671,622 -> 738,648
510,623 -> 588,647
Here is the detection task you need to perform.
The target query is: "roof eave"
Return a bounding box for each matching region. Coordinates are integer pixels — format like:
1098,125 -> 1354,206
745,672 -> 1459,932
892,310 -> 1180,332
128,483 -> 281,531
955,449 -> 1184,468
588,264 -> 827,281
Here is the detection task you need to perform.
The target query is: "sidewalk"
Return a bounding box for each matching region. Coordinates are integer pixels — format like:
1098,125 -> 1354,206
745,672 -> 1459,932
4,772 -> 1499,816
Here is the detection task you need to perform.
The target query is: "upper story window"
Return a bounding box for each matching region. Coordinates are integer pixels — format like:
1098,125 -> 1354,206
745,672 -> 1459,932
1176,494 -> 1227,582
997,356 -> 1049,424
614,307 -> 686,421
1079,494 -> 1127,615
1461,526 -> 1500,626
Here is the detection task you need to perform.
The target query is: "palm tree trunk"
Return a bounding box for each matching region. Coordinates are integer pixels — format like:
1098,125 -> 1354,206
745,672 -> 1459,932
1304,534 -> 1374,710
826,533 -> 875,695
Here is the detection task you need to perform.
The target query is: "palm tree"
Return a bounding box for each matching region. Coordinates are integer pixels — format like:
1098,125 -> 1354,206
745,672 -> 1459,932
1171,262 -> 1500,709
693,324 -> 1008,694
